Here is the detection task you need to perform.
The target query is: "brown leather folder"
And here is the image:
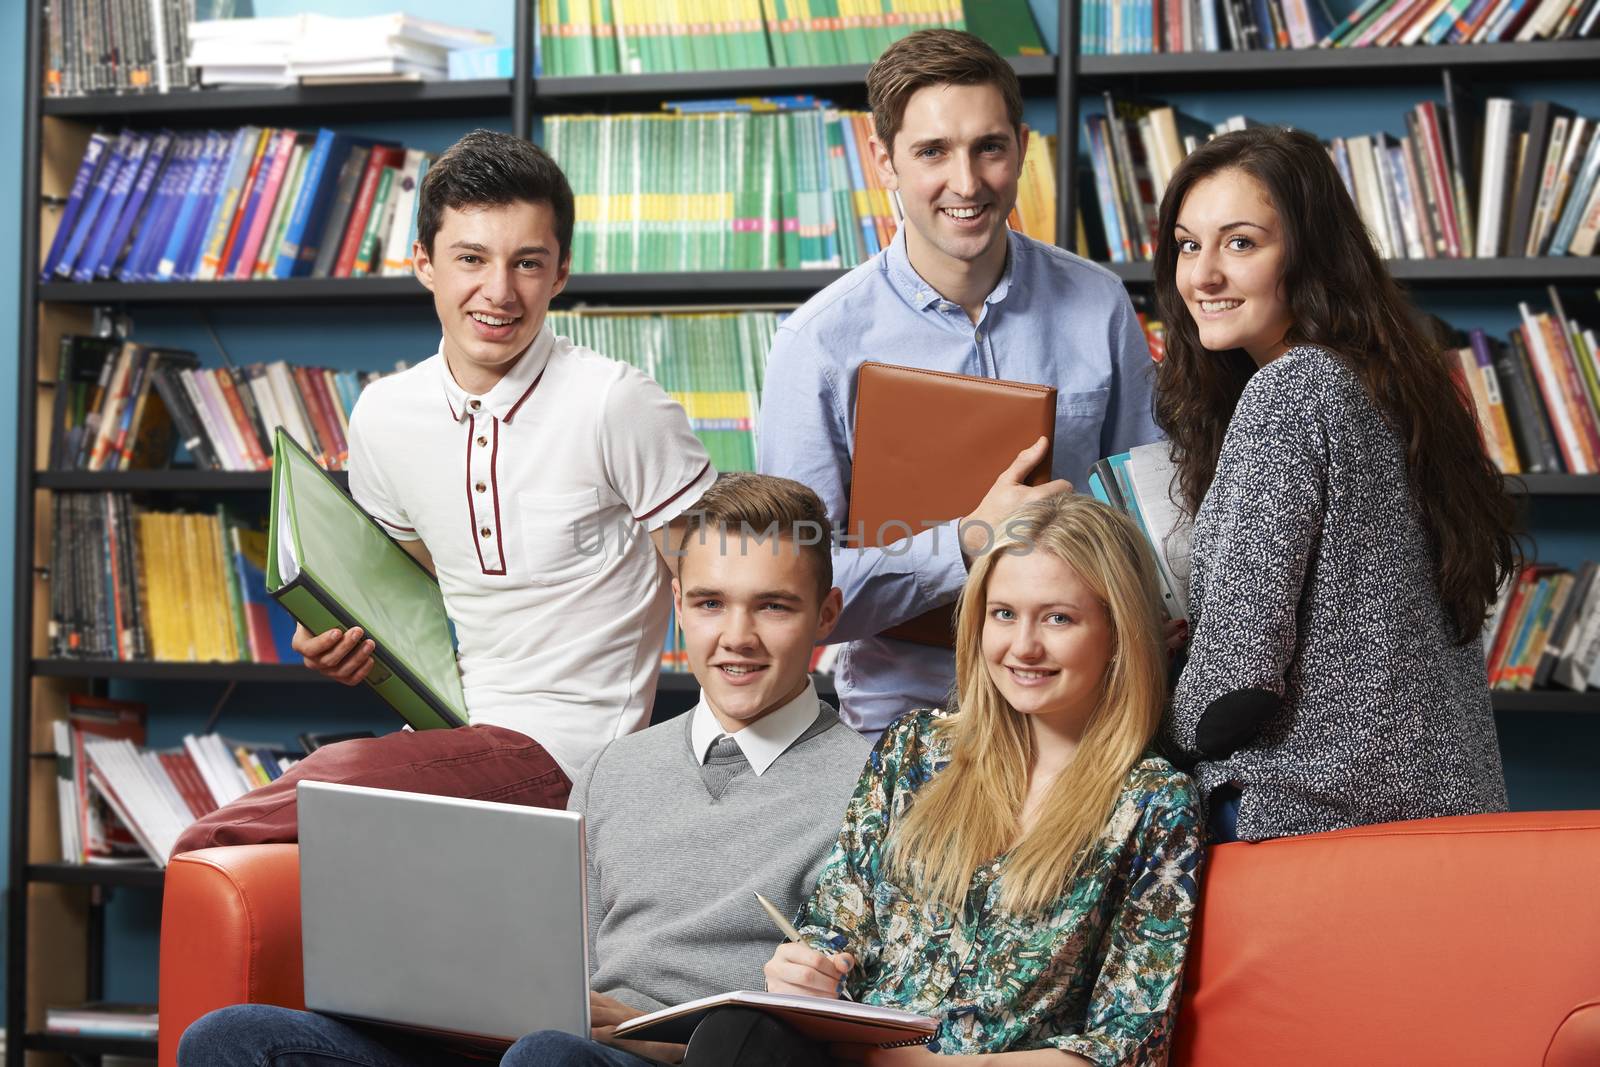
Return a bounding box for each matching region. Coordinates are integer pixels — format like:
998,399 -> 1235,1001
847,362 -> 1056,647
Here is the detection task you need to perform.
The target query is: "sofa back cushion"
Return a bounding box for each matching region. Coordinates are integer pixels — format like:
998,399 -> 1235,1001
1172,811 -> 1600,1067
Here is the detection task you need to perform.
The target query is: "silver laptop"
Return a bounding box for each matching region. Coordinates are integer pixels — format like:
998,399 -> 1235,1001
298,780 -> 590,1043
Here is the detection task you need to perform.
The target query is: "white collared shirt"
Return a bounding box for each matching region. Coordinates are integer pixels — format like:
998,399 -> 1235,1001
689,681 -> 823,776
346,325 -> 716,777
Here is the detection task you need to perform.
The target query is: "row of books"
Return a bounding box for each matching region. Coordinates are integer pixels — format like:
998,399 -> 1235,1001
1485,560 -> 1600,693
50,334 -> 386,473
48,494 -> 299,665
44,0 -> 202,97
550,309 -> 782,472
1081,0 -> 1599,54
537,0 -> 1045,76
547,105 -> 1056,274
185,13 -> 494,87
1457,292 -> 1600,475
1082,80 -> 1600,264
52,693 -> 300,867
42,125 -> 432,285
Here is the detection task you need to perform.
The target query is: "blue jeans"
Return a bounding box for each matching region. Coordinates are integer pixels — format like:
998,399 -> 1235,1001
502,1031 -> 657,1067
178,1004 -> 495,1066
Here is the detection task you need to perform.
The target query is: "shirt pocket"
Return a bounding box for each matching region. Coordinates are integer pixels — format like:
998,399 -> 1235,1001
518,488 -> 606,585
1055,387 -> 1109,455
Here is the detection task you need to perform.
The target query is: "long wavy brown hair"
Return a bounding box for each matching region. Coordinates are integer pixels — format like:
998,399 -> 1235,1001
1152,126 -> 1519,643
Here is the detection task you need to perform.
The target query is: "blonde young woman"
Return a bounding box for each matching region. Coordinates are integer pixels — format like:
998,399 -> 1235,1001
688,494 -> 1202,1067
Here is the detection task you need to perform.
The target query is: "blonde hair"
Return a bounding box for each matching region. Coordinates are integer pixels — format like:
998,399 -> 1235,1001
887,494 -> 1167,915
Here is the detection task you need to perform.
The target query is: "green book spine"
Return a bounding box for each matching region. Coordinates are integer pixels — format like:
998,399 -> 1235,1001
351,166 -> 396,278
777,112 -> 801,268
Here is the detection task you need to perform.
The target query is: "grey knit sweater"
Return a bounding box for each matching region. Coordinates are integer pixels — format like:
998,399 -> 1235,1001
1168,345 -> 1507,841
570,700 -> 870,1012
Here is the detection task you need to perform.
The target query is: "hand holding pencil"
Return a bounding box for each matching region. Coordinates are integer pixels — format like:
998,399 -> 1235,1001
756,892 -> 856,1002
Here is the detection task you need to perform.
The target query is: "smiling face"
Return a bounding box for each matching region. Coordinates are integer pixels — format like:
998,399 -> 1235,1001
871,82 -> 1027,283
981,548 -> 1114,738
1173,168 -> 1296,367
413,199 -> 570,395
674,532 -> 842,734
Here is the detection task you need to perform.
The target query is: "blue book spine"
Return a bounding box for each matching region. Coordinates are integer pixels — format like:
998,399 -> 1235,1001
54,131 -> 133,280
1550,134 -> 1600,257
1445,0 -> 1496,42
156,131 -> 224,280
176,131 -> 240,279
334,369 -> 361,419
402,156 -> 430,263
1200,0 -> 1222,49
1484,0 -> 1531,40
40,131 -> 110,281
277,130 -> 369,279
223,133 -> 284,278
94,131 -> 173,280
120,135 -> 197,282
191,126 -> 262,281
73,133 -> 150,283
1252,0 -> 1278,48
834,115 -> 879,257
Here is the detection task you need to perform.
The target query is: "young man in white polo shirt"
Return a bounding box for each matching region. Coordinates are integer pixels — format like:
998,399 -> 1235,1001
171,130 -> 716,855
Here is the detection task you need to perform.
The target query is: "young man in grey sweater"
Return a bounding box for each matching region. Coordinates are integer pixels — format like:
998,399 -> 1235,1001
177,474 -> 867,1067
504,472 -> 870,1067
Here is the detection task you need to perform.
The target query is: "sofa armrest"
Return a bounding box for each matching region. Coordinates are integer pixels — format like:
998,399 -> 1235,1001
1546,1000 -> 1600,1067
158,845 -> 305,1067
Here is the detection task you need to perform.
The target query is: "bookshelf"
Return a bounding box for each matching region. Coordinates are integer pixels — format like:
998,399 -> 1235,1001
9,0 -> 1600,1062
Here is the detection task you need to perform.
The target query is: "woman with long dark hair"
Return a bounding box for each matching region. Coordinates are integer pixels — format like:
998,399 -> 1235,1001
1155,126 -> 1519,842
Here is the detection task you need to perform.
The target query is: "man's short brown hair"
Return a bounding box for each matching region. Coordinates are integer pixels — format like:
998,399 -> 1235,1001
679,473 -> 834,597
866,29 -> 1025,154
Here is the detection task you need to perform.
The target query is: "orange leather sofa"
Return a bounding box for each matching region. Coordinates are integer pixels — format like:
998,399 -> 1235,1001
158,810 -> 1600,1067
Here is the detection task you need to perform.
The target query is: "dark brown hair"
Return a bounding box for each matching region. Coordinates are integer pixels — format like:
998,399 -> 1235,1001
679,473 -> 834,596
1152,126 -> 1519,643
865,29 -> 1024,152
415,129 -> 575,264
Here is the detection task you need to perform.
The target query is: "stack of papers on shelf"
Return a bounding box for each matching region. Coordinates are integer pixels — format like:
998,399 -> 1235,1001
188,14 -> 495,86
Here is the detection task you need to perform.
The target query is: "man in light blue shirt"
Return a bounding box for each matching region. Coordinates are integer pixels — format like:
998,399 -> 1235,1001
757,29 -> 1161,737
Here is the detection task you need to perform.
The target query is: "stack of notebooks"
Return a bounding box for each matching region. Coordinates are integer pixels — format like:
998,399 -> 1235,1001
1485,561 -> 1600,692
1084,80 -> 1600,264
49,336 -> 387,473
1454,292 -> 1600,476
48,494 -> 300,665
186,13 -> 495,86
549,104 -> 1055,273
1087,443 -> 1191,622
52,693 -> 301,868
45,1003 -> 159,1040
42,126 -> 433,285
550,309 -> 781,471
538,0 -> 1045,76
1081,0 -> 1599,54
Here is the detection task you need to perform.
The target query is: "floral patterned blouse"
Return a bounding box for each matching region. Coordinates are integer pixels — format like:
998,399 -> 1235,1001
797,709 -> 1203,1065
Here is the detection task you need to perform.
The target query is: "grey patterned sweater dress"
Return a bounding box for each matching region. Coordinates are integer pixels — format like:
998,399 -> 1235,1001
1167,344 -> 1508,841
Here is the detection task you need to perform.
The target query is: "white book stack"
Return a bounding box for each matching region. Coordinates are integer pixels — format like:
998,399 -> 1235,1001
188,13 -> 495,86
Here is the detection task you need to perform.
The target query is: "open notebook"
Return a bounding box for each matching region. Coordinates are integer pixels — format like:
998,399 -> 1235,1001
267,428 -> 467,730
613,990 -> 937,1048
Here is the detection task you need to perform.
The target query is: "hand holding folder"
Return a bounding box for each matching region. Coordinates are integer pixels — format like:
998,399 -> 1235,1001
267,429 -> 468,730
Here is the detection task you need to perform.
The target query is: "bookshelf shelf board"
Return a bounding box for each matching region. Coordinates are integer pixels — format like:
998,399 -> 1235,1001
1078,41 -> 1600,87
534,54 -> 1055,106
40,78 -> 512,123
39,276 -> 430,305
1509,475 -> 1600,496
36,470 -> 337,492
1491,691 -> 1600,714
32,659 -> 324,682
561,269 -> 848,301
25,1032 -> 159,1057
1106,258 -> 1600,286
28,863 -> 164,890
